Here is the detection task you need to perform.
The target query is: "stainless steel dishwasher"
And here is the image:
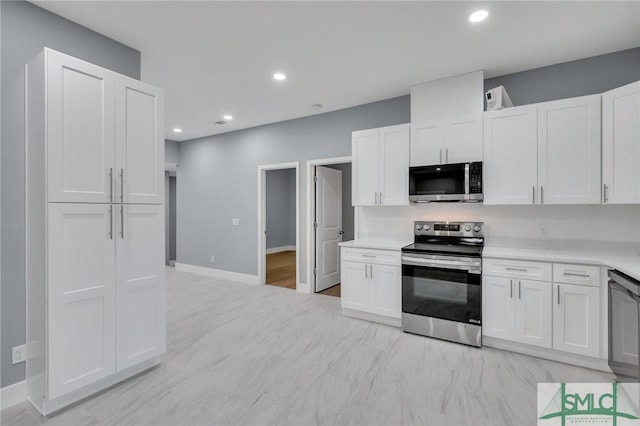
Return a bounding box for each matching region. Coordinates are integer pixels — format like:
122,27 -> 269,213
609,269 -> 640,379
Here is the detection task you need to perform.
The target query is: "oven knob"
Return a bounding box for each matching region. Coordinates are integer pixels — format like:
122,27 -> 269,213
415,224 -> 423,231
464,225 -> 471,232
473,225 -> 481,232
423,224 -> 430,231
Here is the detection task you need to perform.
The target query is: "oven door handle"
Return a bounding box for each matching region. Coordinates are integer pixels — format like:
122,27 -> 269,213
402,256 -> 481,273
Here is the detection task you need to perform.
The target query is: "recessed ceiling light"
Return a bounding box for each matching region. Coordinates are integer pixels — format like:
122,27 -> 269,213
173,128 -> 182,133
223,114 -> 233,121
469,10 -> 489,23
273,72 -> 287,81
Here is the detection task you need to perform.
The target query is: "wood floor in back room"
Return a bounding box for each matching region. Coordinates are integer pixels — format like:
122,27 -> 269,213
266,250 -> 296,289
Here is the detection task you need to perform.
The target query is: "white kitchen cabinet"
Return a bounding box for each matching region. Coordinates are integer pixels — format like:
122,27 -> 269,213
341,247 -> 401,323
352,124 -> 409,206
483,275 -> 551,348
484,95 -> 602,205
410,114 -> 482,166
115,76 -> 165,204
553,282 -> 600,358
46,51 -> 115,203
602,81 -> 640,204
26,48 -> 165,415
483,105 -> 538,204
537,95 -> 601,204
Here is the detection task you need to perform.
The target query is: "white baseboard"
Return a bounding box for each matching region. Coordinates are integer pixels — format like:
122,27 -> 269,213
1,380 -> 26,409
296,282 -> 311,294
174,263 -> 259,285
265,245 -> 296,255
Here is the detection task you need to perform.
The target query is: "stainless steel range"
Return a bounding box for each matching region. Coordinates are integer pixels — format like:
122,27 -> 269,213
401,221 -> 484,347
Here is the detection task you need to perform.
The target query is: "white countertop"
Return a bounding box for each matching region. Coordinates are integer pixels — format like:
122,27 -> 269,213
339,239 -> 412,251
483,245 -> 640,282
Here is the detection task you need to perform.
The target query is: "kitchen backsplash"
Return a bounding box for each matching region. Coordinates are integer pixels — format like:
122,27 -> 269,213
357,204 -> 640,248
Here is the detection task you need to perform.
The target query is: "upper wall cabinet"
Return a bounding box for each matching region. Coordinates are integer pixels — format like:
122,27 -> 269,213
353,124 -> 410,206
43,49 -> 164,204
484,95 -> 601,205
410,114 -> 482,166
602,81 -> 640,204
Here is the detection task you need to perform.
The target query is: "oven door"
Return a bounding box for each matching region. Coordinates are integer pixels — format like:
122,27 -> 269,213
401,254 -> 481,325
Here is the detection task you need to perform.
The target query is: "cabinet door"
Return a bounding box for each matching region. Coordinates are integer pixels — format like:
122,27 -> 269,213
116,204 -> 166,371
538,95 -> 601,204
379,124 -> 410,206
370,264 -> 401,318
47,51 -> 115,203
482,276 -> 515,340
410,120 -> 444,166
445,114 -> 483,164
553,283 -> 600,357
352,129 -> 379,206
603,81 -> 640,204
47,203 -> 116,399
115,76 -> 164,204
483,105 -> 538,205
514,279 -> 552,348
341,261 -> 370,311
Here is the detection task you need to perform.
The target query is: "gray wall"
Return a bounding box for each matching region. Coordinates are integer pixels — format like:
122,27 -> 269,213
266,169 -> 296,250
485,47 -> 640,107
177,96 -> 410,278
169,177 -> 177,260
1,0 -> 140,388
323,163 -> 354,242
165,139 -> 180,165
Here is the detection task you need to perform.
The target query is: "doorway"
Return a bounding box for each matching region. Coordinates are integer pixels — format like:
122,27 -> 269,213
306,156 -> 353,297
165,166 -> 177,266
257,162 -> 300,290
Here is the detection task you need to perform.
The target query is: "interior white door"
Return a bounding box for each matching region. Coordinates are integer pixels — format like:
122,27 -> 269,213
514,279 -> 552,348
483,105 -> 538,205
47,50 -> 115,203
116,204 -> 166,371
352,129 -> 379,206
410,120 -> 444,166
602,81 -> 640,204
537,95 -> 601,204
445,114 -> 483,164
47,203 -> 116,399
115,75 -> 164,204
482,276 -> 515,340
379,124 -> 410,205
553,283 -> 600,357
315,166 -> 343,292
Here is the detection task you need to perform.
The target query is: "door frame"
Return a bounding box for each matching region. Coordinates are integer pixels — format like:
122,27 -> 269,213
305,156 -> 353,294
257,162 -> 300,290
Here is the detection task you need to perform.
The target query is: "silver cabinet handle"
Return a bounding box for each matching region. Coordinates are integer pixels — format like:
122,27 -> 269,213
109,206 -> 113,239
109,168 -> 113,203
557,285 -> 560,305
564,272 -> 590,278
510,279 -> 513,298
119,168 -> 124,202
518,280 -> 521,299
120,205 -> 124,239
445,148 -> 449,163
380,192 -> 383,205
603,184 -> 608,203
532,186 -> 536,204
505,267 -> 527,272
369,264 -> 373,279
362,254 -> 376,258
364,264 -> 367,279
375,192 -> 378,205
439,148 -> 443,164
540,186 -> 544,204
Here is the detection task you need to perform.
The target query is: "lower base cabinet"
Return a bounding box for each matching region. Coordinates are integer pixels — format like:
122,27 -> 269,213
340,247 -> 401,322
553,283 -> 600,358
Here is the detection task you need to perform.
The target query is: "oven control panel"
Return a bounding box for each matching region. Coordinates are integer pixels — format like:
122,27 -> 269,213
414,221 -> 484,237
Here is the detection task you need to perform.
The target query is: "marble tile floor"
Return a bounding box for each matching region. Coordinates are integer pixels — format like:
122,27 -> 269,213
2,267 -> 615,426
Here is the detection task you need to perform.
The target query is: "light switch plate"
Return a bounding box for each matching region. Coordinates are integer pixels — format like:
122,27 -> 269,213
232,218 -> 240,226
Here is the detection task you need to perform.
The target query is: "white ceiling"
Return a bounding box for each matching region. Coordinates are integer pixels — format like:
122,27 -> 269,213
33,1 -> 640,141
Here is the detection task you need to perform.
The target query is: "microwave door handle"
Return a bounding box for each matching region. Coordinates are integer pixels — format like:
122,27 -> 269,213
464,163 -> 470,195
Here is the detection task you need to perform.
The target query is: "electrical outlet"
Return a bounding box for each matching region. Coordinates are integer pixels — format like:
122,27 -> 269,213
12,344 -> 25,364
232,218 -> 240,226
210,255 -> 215,263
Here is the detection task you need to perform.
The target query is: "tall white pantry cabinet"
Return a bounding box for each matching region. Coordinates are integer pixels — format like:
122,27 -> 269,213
26,48 -> 166,415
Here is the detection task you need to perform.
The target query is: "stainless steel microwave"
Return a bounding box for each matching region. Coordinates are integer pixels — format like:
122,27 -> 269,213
409,162 -> 483,203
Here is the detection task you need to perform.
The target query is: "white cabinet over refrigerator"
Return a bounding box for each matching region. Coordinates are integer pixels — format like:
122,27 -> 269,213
26,48 -> 165,415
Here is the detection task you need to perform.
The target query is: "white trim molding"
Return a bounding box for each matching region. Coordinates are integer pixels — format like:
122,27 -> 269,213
1,380 -> 26,409
174,263 -> 259,285
265,245 -> 296,255
305,156 -> 352,294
